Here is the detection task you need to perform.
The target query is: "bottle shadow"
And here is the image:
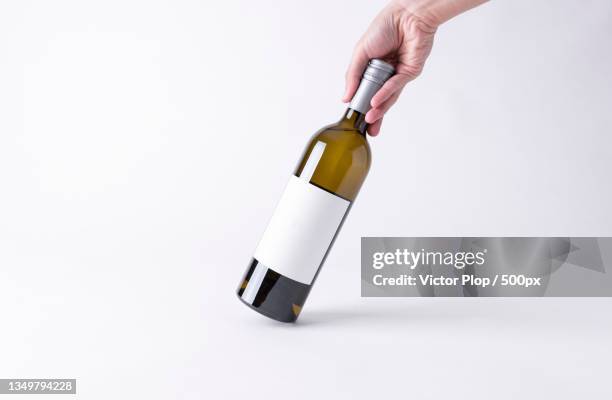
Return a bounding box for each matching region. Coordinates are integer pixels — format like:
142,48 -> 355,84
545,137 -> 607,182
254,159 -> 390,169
294,301 -> 474,327
292,298 -> 561,328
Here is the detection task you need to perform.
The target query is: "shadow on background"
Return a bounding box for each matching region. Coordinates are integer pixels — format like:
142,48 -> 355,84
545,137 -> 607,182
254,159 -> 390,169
291,298 -> 598,328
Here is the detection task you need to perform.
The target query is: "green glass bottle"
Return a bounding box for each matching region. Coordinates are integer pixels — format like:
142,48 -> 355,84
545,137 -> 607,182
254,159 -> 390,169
237,59 -> 395,322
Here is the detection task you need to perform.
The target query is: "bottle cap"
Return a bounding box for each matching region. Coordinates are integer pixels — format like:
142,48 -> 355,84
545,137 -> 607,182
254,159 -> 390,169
363,59 -> 395,85
349,59 -> 395,114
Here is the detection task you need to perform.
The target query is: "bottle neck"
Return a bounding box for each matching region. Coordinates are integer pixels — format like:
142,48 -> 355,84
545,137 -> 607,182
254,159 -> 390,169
345,78 -> 385,136
340,108 -> 368,135
342,59 -> 395,136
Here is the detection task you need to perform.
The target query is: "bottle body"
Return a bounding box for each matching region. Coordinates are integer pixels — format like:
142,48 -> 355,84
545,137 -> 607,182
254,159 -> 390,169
237,110 -> 371,322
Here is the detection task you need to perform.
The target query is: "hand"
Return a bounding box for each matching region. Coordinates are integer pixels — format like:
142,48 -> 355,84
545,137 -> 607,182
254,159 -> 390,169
343,0 -> 487,136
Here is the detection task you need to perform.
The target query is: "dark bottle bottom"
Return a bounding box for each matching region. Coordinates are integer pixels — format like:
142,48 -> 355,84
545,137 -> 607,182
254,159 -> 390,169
237,258 -> 311,323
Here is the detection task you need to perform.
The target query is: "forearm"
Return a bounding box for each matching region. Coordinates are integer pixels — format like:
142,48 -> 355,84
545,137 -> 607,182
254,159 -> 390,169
396,0 -> 488,27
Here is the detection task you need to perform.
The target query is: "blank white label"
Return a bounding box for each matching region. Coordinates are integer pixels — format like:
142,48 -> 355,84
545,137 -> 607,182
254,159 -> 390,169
254,176 -> 350,284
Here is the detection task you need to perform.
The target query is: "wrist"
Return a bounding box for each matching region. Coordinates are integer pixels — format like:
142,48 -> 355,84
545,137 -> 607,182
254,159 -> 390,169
392,0 -> 487,27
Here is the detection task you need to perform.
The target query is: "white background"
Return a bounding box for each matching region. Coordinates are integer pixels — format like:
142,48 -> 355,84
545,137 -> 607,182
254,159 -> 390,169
1,0 -> 611,399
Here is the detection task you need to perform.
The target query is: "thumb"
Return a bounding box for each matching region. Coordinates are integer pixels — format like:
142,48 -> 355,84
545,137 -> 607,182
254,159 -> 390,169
343,43 -> 369,102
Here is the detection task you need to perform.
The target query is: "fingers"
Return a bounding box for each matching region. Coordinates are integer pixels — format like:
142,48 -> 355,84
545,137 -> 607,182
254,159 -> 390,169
367,118 -> 383,136
365,90 -> 401,136
343,43 -> 369,102
370,73 -> 413,108
366,90 -> 401,124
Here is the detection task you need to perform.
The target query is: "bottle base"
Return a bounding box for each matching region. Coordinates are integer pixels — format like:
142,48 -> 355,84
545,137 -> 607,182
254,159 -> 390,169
236,291 -> 297,323
236,258 -> 310,323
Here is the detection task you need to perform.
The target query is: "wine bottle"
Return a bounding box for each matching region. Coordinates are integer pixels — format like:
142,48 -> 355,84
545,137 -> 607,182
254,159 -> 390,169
237,59 -> 395,322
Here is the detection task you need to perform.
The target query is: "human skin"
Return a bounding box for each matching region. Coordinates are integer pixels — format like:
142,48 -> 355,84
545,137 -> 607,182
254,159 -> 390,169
343,0 -> 488,135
